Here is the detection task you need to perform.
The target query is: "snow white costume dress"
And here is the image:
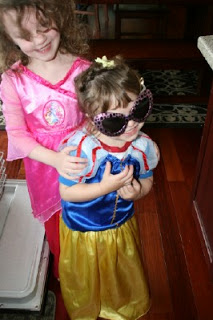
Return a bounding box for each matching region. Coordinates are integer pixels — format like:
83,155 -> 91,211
58,128 -> 159,320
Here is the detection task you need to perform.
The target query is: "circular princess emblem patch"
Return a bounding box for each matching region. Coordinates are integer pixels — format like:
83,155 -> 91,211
43,100 -> 65,126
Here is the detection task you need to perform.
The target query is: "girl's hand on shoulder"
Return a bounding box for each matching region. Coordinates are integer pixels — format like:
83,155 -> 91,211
55,146 -> 88,179
117,178 -> 141,201
99,162 -> 134,194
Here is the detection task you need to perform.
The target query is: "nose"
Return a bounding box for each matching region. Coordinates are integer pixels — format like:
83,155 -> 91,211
127,119 -> 135,127
32,32 -> 46,46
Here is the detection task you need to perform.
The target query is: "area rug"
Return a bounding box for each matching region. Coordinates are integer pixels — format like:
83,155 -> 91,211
0,290 -> 56,320
142,69 -> 199,96
145,104 -> 207,128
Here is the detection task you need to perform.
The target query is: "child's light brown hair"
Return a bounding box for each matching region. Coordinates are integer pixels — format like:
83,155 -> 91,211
74,55 -> 141,119
0,0 -> 89,71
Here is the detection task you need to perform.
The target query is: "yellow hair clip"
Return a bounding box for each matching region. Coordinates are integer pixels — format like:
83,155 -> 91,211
140,77 -> 146,91
95,56 -> 115,68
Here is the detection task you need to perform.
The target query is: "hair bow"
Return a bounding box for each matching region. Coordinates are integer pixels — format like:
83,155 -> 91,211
95,56 -> 115,68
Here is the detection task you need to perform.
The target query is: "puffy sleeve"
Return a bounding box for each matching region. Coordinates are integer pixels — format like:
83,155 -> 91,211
58,131 -> 107,187
1,71 -> 39,160
132,132 -> 159,179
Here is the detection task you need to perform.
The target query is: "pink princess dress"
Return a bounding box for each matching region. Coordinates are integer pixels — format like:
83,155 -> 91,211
0,57 -> 90,223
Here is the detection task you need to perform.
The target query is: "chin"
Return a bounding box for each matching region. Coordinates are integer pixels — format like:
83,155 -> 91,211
122,130 -> 140,141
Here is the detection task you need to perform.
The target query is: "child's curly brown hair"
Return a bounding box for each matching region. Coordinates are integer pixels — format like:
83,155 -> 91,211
0,0 -> 89,72
75,55 -> 142,118
74,55 -> 142,135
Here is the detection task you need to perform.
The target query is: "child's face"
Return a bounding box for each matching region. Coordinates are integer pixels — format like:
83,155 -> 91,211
93,90 -> 151,146
2,7 -> 60,64
107,92 -> 145,143
92,88 -> 153,146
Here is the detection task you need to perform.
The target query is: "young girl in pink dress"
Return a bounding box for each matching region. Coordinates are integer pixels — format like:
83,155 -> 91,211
0,0 -> 89,278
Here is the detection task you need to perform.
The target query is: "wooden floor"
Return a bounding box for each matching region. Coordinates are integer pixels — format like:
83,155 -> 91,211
1,127 -> 213,320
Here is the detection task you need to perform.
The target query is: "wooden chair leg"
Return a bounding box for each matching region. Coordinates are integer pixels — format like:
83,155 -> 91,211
114,4 -> 121,39
93,4 -> 101,39
104,4 -> 109,29
75,3 -> 101,39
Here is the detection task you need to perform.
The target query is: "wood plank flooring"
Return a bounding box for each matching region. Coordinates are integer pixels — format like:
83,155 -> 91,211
1,127 -> 213,320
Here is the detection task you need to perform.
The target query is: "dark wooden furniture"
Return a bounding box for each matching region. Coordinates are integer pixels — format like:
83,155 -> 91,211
114,4 -> 168,39
193,78 -> 213,279
113,3 -> 213,40
78,1 -> 213,4
75,2 -> 101,38
75,1 -> 109,38
82,1 -> 213,41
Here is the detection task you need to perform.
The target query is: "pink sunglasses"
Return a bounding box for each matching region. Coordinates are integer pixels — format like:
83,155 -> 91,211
93,89 -> 153,137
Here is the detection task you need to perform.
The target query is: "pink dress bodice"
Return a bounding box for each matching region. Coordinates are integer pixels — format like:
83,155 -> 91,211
1,57 -> 90,223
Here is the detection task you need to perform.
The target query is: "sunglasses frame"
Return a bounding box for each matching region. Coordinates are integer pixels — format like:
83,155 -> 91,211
93,89 -> 153,137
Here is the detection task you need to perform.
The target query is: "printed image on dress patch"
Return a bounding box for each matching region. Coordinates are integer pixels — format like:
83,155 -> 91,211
43,100 -> 65,126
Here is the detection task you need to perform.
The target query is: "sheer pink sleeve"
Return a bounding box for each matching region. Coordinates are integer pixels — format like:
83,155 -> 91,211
1,72 -> 39,160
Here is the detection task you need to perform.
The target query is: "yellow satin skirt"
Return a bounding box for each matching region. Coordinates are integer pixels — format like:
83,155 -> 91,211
59,216 -> 150,320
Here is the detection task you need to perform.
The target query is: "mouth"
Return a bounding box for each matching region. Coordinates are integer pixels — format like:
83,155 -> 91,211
36,43 -> 51,53
124,126 -> 138,136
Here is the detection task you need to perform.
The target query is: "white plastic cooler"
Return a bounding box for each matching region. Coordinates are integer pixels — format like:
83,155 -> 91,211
0,176 -> 50,311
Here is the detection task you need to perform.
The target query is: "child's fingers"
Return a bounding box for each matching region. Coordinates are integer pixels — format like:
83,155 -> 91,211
131,178 -> 140,189
62,145 -> 77,154
103,161 -> 111,176
60,163 -> 87,178
66,162 -> 87,170
65,167 -> 86,174
62,146 -> 88,163
120,165 -> 134,180
124,178 -> 133,186
68,156 -> 88,164
119,164 -> 129,175
127,165 -> 134,176
117,185 -> 134,199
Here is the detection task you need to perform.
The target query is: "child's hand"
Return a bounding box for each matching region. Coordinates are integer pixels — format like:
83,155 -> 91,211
117,178 -> 141,201
99,162 -> 134,194
55,146 -> 88,179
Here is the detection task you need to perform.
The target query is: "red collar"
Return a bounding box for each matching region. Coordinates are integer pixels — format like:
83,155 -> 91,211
100,140 -> 131,152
